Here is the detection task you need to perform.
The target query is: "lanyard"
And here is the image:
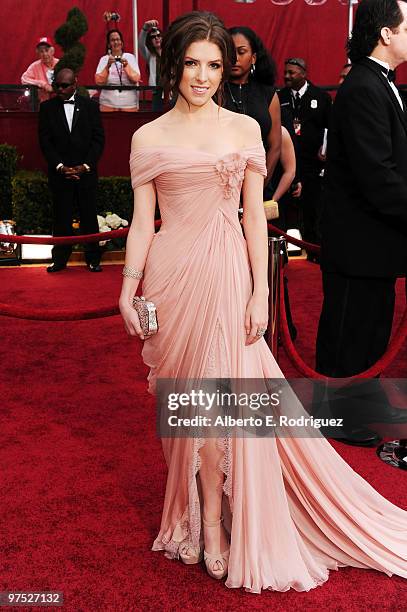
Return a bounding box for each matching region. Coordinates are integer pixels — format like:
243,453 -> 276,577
114,59 -> 123,91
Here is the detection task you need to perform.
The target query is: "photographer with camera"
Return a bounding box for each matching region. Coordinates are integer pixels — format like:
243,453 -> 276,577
95,29 -> 141,112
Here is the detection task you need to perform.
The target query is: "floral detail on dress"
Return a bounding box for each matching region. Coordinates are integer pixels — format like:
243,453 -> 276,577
215,153 -> 247,199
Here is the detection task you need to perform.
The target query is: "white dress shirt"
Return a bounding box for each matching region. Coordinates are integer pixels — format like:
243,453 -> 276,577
63,93 -> 75,132
367,56 -> 404,109
55,93 -> 77,171
291,81 -> 308,100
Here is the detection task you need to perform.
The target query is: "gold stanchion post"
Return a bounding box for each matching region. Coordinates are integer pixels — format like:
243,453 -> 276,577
266,236 -> 286,356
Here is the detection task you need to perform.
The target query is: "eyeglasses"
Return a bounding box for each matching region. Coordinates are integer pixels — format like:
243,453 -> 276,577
285,58 -> 306,70
150,33 -> 161,39
53,82 -> 73,89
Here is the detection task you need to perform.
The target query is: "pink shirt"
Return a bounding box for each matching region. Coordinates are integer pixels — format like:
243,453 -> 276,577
21,58 -> 59,101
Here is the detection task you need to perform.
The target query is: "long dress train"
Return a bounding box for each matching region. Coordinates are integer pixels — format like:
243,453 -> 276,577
129,142 -> 407,593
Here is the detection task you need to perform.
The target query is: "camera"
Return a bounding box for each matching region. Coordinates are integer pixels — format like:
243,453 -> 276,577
114,56 -> 122,63
103,11 -> 120,23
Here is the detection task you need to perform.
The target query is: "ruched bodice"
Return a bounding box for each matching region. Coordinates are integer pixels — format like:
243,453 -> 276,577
129,142 -> 407,594
130,143 -> 268,388
130,144 -> 266,190
130,144 -> 266,232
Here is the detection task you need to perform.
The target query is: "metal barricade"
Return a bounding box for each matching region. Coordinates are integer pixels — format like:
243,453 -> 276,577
0,220 -> 20,266
0,84 -> 162,112
266,236 -> 286,356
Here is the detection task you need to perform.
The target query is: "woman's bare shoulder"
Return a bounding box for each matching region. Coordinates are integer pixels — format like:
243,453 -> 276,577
213,107 -> 261,148
131,113 -> 172,148
233,112 -> 261,133
230,112 -> 262,146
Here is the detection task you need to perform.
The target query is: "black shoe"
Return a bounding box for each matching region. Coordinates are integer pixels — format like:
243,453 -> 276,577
87,263 -> 102,272
364,407 -> 407,425
306,253 -> 320,264
326,426 -> 382,447
47,263 -> 66,273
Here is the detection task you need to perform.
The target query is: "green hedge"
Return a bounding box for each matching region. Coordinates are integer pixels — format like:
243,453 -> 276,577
12,171 -> 134,234
0,144 -> 19,219
96,177 -> 134,224
12,171 -> 53,234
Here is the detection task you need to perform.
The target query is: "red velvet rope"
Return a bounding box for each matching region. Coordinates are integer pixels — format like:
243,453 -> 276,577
5,222 -> 403,355
279,262 -> 407,380
267,223 -> 321,254
0,220 -> 160,320
0,302 -> 119,321
0,228 -> 129,245
0,220 -> 319,251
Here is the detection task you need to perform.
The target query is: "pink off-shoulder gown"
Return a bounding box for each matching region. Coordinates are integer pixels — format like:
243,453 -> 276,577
129,142 -> 407,593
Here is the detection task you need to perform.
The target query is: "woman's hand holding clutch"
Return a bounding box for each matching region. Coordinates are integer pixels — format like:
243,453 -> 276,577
119,300 -> 145,340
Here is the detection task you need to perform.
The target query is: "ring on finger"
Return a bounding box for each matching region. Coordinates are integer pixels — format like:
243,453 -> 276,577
256,327 -> 267,337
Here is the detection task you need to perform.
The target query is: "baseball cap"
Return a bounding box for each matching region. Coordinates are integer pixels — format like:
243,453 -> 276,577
36,37 -> 53,48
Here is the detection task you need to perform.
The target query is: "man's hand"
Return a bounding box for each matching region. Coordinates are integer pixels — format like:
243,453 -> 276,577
59,165 -> 74,175
291,182 -> 302,198
60,166 -> 80,180
71,165 -> 87,175
317,145 -> 327,162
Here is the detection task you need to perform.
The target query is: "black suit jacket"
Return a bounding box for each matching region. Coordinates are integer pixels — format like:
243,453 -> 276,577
38,94 -> 105,186
278,82 -> 331,178
321,58 -> 407,278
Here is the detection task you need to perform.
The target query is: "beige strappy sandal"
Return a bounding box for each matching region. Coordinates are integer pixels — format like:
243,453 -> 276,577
179,539 -> 204,564
203,517 -> 230,580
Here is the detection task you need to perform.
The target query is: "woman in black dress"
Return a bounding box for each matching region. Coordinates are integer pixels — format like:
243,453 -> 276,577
224,28 -> 297,340
223,26 -> 281,186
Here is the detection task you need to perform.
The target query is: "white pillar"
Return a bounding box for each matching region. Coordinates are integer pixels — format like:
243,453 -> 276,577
348,0 -> 358,38
133,0 -> 139,62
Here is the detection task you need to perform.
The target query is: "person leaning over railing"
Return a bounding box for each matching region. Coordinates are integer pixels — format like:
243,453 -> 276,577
138,19 -> 163,111
95,29 -> 141,112
21,36 -> 59,102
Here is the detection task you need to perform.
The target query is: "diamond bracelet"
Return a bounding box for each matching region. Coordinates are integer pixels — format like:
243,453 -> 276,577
122,265 -> 143,279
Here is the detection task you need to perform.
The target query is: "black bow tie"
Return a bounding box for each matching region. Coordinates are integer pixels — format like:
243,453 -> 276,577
382,68 -> 396,82
63,100 -> 75,105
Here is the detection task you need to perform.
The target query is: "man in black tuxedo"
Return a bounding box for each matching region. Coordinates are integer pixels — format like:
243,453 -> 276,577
278,58 -> 331,258
39,68 -> 105,272
316,0 -> 407,446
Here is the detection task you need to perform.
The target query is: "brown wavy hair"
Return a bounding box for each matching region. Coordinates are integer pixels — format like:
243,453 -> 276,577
160,11 -> 236,105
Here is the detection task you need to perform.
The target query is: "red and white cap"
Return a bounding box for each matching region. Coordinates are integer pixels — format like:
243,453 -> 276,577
36,37 -> 53,48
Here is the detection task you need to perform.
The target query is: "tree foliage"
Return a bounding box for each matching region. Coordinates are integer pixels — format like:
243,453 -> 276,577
54,7 -> 88,76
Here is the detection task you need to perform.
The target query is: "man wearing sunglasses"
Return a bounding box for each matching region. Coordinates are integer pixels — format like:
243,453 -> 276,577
278,58 -> 332,261
38,68 -> 105,272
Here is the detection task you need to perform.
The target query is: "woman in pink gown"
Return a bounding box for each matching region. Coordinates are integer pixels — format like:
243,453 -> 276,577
119,11 -> 407,593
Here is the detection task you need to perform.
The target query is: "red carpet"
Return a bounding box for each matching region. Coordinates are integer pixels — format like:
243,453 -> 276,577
0,261 -> 405,611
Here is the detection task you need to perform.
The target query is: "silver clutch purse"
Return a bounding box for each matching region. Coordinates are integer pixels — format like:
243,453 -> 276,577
132,296 -> 158,338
